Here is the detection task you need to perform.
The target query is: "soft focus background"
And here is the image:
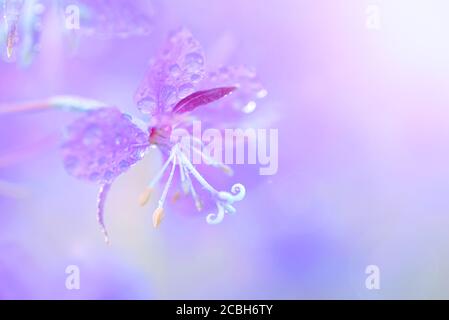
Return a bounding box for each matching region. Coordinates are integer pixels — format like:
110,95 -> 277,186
1,0 -> 449,299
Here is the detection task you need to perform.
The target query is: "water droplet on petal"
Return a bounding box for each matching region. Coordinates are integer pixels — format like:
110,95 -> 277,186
161,85 -> 177,105
104,170 -> 114,181
98,157 -> 107,165
190,74 -> 201,82
256,89 -> 268,99
178,83 -> 195,99
82,124 -> 101,145
119,160 -> 129,170
137,96 -> 156,111
242,101 -> 257,114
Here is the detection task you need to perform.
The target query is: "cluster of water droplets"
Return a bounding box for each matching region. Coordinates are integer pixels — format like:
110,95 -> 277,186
135,29 -> 206,115
206,65 -> 267,114
61,107 -> 148,184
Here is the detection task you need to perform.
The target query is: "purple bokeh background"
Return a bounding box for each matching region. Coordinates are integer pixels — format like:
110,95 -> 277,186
2,0 -> 449,299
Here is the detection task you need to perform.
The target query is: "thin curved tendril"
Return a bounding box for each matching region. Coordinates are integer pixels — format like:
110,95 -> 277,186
181,160 -> 201,210
191,145 -> 233,174
177,150 -> 217,194
206,184 -> 246,224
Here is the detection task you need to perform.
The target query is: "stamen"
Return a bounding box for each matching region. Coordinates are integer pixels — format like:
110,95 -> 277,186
6,30 -> 14,58
152,207 -> 164,228
152,152 -> 177,228
177,148 -> 246,224
206,184 -> 246,225
139,150 -> 175,206
177,148 -> 204,210
147,150 -> 175,188
178,151 -> 217,194
158,154 -> 177,208
181,160 -> 202,211
139,186 -> 153,206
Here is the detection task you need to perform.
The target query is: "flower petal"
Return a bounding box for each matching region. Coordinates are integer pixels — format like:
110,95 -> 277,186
134,28 -> 205,114
61,107 -> 148,184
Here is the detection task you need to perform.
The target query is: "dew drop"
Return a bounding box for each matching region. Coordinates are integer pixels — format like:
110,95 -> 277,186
85,124 -> 101,136
132,149 -> 145,160
190,74 -> 201,82
209,71 -> 218,82
184,52 -> 204,72
256,89 -> 268,99
115,136 -> 127,146
242,101 -> 257,114
89,172 -> 100,181
137,96 -> 156,111
169,64 -> 181,77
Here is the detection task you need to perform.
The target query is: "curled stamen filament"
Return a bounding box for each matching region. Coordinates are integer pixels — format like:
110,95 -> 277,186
158,154 -> 177,209
177,150 -> 217,194
180,160 -> 202,211
177,148 -> 246,224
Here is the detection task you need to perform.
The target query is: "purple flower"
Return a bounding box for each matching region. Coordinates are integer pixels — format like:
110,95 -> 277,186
61,107 -> 148,184
19,28 -> 267,242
